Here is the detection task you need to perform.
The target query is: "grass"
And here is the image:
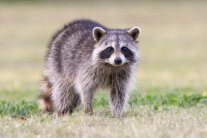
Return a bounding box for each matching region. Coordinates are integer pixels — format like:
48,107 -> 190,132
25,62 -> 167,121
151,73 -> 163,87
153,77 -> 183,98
0,101 -> 39,118
1,93 -> 207,138
1,92 -> 207,118
0,0 -> 207,138
1,104 -> 207,138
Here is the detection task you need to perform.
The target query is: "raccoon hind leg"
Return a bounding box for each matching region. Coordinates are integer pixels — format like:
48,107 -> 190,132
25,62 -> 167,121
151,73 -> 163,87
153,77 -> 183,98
57,92 -> 81,116
39,77 -> 53,113
54,84 -> 81,116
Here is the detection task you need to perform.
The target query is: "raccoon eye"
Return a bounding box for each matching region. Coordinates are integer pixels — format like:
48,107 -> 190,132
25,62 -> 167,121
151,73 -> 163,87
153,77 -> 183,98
121,46 -> 134,59
99,47 -> 114,59
121,47 -> 129,52
106,47 -> 113,52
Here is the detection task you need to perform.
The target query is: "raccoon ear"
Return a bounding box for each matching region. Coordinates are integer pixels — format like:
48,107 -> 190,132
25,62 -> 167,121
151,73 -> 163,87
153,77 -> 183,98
127,27 -> 141,41
93,27 -> 106,42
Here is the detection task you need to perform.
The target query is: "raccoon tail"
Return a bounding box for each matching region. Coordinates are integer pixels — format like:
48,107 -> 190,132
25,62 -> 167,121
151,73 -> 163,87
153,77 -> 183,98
39,76 -> 53,113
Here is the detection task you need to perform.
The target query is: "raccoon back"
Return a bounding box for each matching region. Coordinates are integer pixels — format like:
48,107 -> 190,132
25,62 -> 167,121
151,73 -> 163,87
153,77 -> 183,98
46,19 -> 107,75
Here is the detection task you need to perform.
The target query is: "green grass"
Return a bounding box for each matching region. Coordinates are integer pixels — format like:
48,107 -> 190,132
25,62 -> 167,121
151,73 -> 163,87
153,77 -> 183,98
0,1 -> 207,138
0,101 -> 40,118
1,92 -> 207,118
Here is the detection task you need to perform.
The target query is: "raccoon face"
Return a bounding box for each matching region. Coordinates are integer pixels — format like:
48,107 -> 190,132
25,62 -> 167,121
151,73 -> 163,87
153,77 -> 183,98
92,26 -> 141,67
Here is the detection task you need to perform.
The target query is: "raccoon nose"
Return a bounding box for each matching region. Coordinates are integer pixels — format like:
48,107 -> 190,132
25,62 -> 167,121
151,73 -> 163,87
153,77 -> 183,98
114,57 -> 122,65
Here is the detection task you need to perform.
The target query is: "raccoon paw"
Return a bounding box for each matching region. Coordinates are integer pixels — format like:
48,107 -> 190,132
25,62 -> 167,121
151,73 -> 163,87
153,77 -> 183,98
84,103 -> 93,115
57,109 -> 73,116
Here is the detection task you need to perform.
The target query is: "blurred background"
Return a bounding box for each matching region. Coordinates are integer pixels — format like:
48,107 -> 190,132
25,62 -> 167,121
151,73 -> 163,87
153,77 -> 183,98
0,0 -> 207,102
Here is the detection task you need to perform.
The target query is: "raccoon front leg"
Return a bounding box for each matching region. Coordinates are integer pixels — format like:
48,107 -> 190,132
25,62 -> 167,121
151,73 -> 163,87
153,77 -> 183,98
75,68 -> 97,115
78,82 -> 95,115
110,83 -> 127,118
77,87 -> 95,114
81,87 -> 95,115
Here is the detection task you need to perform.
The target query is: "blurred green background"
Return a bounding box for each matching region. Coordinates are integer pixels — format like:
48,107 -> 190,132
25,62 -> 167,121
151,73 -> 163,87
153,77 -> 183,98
0,0 -> 207,102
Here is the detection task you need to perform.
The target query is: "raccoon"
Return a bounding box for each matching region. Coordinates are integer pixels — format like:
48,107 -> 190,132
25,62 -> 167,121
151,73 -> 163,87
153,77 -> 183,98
39,19 -> 141,117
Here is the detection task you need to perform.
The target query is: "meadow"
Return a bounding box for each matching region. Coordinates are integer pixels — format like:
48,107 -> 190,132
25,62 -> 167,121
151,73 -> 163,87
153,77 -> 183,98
0,1 -> 207,137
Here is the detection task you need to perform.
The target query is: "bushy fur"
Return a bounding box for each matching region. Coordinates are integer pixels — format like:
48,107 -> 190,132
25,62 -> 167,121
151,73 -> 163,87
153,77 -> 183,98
39,19 -> 141,117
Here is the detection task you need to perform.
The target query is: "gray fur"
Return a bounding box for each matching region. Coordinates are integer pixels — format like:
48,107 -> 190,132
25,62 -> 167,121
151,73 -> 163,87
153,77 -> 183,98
39,19 -> 141,117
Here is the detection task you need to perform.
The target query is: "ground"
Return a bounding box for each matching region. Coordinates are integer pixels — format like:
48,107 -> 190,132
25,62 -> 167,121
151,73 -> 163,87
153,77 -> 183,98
0,1 -> 207,138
